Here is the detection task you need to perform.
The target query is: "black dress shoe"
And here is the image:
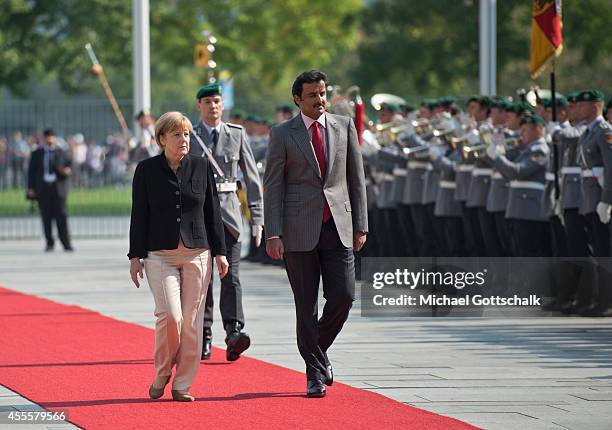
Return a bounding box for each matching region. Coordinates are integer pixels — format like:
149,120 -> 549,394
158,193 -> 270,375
582,305 -> 612,317
202,329 -> 212,360
306,379 -> 326,398
45,245 -> 54,252
324,364 -> 333,386
225,322 -> 250,361
226,331 -> 250,361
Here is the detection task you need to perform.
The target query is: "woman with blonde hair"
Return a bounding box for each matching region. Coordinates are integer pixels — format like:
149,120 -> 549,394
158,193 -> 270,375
128,111 -> 228,401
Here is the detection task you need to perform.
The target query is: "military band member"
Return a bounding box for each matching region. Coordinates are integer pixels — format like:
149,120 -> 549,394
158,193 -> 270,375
190,83 -> 264,360
486,99 -> 521,257
486,115 -> 549,256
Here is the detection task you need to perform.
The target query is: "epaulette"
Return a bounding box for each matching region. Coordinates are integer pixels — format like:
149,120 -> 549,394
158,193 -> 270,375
227,122 -> 243,129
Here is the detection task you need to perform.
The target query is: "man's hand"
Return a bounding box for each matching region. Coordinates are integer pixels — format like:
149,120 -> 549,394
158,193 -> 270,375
60,166 -> 71,176
252,225 -> 263,247
266,238 -> 284,260
26,189 -> 36,200
486,143 -> 504,160
215,255 -> 229,279
596,201 -> 611,224
130,258 -> 144,288
353,232 -> 367,252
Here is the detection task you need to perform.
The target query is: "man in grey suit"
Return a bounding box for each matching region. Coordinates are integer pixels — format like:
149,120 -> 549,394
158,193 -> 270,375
190,83 -> 264,361
264,70 -> 368,397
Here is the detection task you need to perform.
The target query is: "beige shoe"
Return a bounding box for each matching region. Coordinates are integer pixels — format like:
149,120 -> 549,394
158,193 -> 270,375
171,390 -> 195,402
148,374 -> 171,399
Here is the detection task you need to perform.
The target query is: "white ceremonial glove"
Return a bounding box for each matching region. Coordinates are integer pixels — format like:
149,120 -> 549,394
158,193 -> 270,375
596,202 -> 612,224
252,224 -> 263,247
428,145 -> 443,160
546,121 -> 560,136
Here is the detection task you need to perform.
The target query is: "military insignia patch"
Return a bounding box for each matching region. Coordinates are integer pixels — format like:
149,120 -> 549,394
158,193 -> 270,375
607,133 -> 612,143
531,153 -> 545,162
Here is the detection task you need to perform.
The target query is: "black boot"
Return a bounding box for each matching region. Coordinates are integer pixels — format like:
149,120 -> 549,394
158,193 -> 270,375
201,327 -> 212,360
224,321 -> 250,362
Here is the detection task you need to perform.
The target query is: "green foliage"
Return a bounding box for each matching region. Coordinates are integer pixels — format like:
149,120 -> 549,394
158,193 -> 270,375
0,186 -> 131,216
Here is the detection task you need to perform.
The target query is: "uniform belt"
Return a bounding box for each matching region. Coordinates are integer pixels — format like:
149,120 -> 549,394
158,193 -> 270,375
382,173 -> 395,181
439,180 -> 456,189
393,168 -> 407,176
457,164 -> 474,172
581,166 -> 604,178
216,182 -> 238,193
509,180 -> 545,191
472,168 -> 493,176
365,178 -> 372,186
545,172 -> 555,182
561,166 -> 581,175
407,161 -> 432,170
491,171 -> 503,180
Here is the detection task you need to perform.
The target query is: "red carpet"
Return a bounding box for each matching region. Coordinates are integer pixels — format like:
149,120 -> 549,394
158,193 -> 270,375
0,287 -> 478,429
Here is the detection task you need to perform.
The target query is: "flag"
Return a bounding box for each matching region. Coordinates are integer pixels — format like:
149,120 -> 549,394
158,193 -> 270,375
530,0 -> 563,79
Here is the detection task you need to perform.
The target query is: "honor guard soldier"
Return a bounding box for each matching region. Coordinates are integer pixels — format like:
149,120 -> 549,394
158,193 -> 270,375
542,96 -> 570,258
486,115 -> 549,256
190,83 -> 265,360
576,90 -> 612,317
550,92 -> 590,313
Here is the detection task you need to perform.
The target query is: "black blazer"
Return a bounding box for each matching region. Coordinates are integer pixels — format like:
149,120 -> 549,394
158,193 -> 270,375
27,146 -> 72,200
127,153 -> 226,259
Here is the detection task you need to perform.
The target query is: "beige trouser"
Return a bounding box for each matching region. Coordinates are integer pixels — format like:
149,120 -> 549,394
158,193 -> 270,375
144,247 -> 211,391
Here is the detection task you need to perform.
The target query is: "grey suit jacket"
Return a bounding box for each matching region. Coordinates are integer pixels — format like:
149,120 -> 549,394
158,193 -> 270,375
263,113 -> 368,252
189,121 -> 263,240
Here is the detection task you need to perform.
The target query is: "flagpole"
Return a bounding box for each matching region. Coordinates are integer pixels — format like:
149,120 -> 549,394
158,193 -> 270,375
551,59 -> 560,199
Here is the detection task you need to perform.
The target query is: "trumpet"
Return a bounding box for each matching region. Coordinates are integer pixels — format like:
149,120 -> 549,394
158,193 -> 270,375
461,137 -> 521,159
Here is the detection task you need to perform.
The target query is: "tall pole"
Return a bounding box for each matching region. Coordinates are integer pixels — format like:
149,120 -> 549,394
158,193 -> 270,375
479,0 -> 497,96
132,0 -> 151,119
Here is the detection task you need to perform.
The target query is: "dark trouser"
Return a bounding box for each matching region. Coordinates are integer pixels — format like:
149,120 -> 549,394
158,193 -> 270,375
493,211 -> 514,257
396,204 -> 418,257
421,203 -> 444,256
38,189 -> 71,249
564,209 -> 589,257
283,220 -> 355,381
584,213 -> 612,311
478,207 -> 503,257
549,216 -> 567,257
584,213 -> 611,257
462,205 -> 485,256
369,207 -> 387,256
203,227 -> 244,333
441,216 -> 467,257
509,219 -> 548,257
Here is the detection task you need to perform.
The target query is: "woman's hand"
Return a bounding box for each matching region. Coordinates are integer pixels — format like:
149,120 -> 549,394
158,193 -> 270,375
130,258 -> 144,288
215,255 -> 229,279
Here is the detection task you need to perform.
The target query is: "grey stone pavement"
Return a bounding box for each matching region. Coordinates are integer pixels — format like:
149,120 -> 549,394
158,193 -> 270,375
1,239 -> 612,430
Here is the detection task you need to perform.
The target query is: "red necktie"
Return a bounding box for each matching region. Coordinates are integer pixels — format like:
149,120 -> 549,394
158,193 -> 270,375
312,121 -> 332,223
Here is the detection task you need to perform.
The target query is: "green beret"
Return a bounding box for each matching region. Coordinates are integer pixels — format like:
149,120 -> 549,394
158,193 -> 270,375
478,96 -> 493,108
439,96 -> 456,107
230,109 -> 244,119
606,99 -> 612,110
576,90 -> 604,102
551,96 -> 568,107
520,114 -> 546,127
379,102 -> 400,113
466,95 -> 480,106
517,101 -> 535,114
245,114 -> 258,122
401,103 -> 416,112
566,92 -> 578,103
490,97 -> 512,110
196,83 -> 222,99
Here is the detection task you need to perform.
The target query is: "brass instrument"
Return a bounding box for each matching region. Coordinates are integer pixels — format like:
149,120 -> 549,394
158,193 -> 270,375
461,135 -> 521,159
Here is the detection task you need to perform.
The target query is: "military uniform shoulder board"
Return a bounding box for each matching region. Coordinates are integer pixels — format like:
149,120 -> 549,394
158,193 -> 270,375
227,122 -> 243,129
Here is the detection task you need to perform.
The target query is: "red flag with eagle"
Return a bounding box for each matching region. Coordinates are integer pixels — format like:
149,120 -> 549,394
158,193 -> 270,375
530,0 -> 563,78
